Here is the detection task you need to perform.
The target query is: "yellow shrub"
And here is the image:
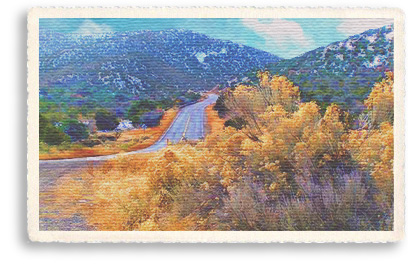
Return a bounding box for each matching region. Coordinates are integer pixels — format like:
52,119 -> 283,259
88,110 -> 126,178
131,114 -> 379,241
347,73 -> 394,203
224,73 -> 300,141
364,72 -> 393,126
257,71 -> 300,112
347,122 -> 393,203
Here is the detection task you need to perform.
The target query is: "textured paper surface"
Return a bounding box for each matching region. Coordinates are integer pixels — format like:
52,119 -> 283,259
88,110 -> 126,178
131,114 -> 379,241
28,7 -> 404,243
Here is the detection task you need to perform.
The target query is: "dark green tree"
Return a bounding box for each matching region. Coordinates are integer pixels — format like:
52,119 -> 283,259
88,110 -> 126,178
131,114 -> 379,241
62,119 -> 89,142
213,93 -> 229,118
95,108 -> 119,131
224,117 -> 247,130
128,100 -> 157,125
39,114 -> 70,145
139,111 -> 164,127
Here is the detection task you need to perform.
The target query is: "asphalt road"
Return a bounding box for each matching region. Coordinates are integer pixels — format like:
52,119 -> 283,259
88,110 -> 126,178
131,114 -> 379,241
39,94 -> 218,230
126,93 -> 218,154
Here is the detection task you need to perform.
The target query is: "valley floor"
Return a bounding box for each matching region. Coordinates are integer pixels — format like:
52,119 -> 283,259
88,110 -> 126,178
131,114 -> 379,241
39,97 -> 221,230
39,108 -> 178,161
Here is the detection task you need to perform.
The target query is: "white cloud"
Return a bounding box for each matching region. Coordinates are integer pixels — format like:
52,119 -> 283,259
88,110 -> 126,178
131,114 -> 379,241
337,18 -> 393,35
242,18 -> 313,48
74,20 -> 113,35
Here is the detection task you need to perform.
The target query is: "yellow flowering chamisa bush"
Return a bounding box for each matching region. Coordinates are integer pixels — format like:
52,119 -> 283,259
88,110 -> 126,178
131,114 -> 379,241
53,72 -> 394,231
363,72 -> 394,126
223,73 -> 300,141
347,72 -> 394,206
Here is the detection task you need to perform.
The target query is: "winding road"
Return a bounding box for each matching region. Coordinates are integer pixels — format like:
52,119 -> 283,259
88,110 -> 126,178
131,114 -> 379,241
40,94 -> 218,165
39,94 -> 218,230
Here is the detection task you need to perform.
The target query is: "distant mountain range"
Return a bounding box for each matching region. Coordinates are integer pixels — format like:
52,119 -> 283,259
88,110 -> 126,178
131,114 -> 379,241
39,29 -> 280,107
40,24 -> 394,115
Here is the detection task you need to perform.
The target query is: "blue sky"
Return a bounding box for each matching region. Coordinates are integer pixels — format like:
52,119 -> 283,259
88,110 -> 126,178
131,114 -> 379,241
40,18 -> 393,59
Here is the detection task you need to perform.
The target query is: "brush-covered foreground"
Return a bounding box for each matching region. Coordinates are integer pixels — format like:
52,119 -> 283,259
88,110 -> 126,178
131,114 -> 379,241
52,73 -> 394,231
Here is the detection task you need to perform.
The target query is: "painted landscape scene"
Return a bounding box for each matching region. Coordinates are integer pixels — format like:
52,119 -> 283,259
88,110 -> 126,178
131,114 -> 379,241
39,18 -> 394,231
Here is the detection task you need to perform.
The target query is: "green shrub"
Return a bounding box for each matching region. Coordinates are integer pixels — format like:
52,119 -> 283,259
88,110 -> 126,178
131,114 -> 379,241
224,117 -> 247,130
213,93 -> 229,118
39,114 -> 70,145
139,110 -> 164,127
95,108 -> 119,131
128,100 -> 157,125
62,119 -> 89,142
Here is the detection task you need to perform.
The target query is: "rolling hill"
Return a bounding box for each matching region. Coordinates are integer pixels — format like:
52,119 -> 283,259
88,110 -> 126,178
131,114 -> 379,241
264,24 -> 394,112
39,29 -> 281,114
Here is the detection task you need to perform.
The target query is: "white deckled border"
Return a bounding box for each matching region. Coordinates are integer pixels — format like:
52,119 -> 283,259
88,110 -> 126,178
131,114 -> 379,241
27,7 -> 405,243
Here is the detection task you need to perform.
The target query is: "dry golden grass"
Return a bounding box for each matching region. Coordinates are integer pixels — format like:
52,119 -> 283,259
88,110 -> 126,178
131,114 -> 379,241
46,143 -> 224,231
40,108 -> 178,160
40,153 -> 155,230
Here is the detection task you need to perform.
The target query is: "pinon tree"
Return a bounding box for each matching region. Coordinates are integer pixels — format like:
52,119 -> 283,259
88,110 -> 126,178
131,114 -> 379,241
62,119 -> 89,142
39,114 -> 70,145
128,100 -> 157,125
95,108 -> 119,131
